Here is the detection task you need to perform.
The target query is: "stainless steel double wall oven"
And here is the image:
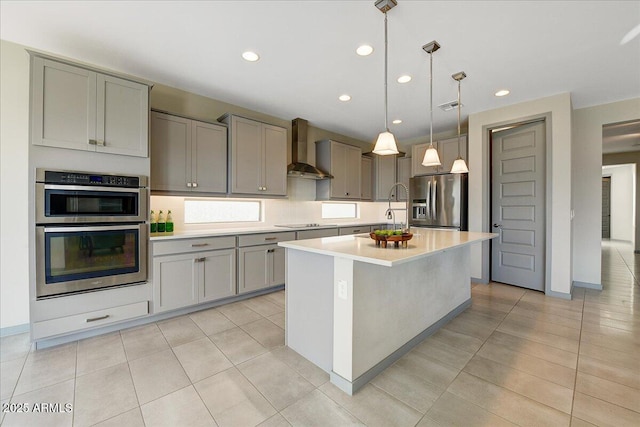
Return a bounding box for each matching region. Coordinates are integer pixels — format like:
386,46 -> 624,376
35,169 -> 148,298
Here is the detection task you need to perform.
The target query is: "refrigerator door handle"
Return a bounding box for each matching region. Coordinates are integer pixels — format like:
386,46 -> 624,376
427,181 -> 432,219
432,179 -> 437,220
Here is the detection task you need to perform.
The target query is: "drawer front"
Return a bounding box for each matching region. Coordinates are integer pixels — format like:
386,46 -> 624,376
32,301 -> 148,340
153,236 -> 236,256
339,226 -> 371,235
297,228 -> 339,240
238,231 -> 296,247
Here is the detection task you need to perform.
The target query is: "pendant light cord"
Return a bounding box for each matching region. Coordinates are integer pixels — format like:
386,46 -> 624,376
429,51 -> 434,148
384,11 -> 389,132
457,79 -> 461,158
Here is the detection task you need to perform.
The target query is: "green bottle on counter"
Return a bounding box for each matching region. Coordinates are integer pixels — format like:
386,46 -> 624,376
150,210 -> 157,233
166,210 -> 174,233
157,210 -> 166,232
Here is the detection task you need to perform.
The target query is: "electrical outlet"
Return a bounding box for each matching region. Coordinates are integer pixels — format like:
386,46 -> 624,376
338,280 -> 348,300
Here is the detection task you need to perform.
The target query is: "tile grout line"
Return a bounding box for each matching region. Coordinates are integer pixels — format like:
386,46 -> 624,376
568,277 -> 587,427
415,284 -> 527,426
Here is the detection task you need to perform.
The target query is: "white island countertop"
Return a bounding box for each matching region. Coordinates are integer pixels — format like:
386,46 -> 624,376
278,228 -> 497,267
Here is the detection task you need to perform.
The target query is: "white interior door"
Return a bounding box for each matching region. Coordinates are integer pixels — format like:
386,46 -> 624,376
491,121 -> 546,291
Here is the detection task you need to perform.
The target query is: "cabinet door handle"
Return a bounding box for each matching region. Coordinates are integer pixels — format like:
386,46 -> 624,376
194,257 -> 206,263
88,139 -> 97,145
96,140 -> 105,146
352,229 -> 361,233
192,182 -> 198,188
264,237 -> 277,241
191,243 -> 209,247
345,192 -> 349,196
187,182 -> 192,188
266,248 -> 275,253
86,314 -> 109,323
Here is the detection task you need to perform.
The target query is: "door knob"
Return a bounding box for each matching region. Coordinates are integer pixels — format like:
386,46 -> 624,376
493,224 -> 502,228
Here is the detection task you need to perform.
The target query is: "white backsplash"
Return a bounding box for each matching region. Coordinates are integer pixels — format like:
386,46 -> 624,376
150,178 -> 407,232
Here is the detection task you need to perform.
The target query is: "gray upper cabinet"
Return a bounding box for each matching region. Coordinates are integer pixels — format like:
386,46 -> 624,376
316,139 -> 362,200
31,56 -> 149,157
151,111 -> 227,193
221,115 -> 287,197
438,136 -> 467,173
411,136 -> 467,176
373,154 -> 397,201
396,157 -> 411,201
361,156 -> 373,200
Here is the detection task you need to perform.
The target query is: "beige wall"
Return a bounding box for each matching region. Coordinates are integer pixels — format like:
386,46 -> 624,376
0,40 -> 31,330
572,98 -> 640,286
468,93 -> 573,297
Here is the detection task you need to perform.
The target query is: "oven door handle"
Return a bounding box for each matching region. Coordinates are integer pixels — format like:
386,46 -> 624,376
41,184 -> 142,193
42,224 -> 145,233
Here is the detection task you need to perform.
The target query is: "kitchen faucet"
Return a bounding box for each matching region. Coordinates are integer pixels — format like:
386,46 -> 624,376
385,182 -> 410,232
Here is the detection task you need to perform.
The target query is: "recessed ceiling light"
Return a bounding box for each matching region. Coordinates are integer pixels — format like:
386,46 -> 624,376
338,94 -> 351,102
397,75 -> 412,83
392,119 -> 402,124
356,45 -> 374,56
242,51 -> 260,62
495,89 -> 510,97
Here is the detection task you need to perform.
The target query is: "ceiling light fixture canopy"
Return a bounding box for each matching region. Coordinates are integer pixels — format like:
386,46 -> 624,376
451,71 -> 469,173
372,0 -> 399,156
422,40 -> 442,167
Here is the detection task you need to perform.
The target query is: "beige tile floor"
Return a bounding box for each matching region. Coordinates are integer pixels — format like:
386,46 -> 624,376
1,240 -> 639,426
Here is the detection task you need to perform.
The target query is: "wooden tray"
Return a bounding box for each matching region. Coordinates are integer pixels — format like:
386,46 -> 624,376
370,232 -> 413,248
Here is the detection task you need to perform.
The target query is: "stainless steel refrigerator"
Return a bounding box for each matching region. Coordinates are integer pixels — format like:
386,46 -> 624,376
409,173 -> 468,230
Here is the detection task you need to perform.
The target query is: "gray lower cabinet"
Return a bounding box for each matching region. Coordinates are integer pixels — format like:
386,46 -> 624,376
151,111 -> 227,193
152,237 -> 236,313
30,55 -> 150,157
237,231 -> 294,294
238,245 -> 285,294
339,225 -> 372,235
296,228 -> 339,240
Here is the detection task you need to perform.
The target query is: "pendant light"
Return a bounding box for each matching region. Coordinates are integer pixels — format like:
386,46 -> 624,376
421,41 -> 442,167
372,0 -> 399,155
450,71 -> 469,173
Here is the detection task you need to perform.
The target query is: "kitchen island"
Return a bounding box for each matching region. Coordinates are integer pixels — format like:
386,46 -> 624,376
278,228 -> 496,394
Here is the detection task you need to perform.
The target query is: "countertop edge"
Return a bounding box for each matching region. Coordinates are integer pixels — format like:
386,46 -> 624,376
278,233 -> 497,266
149,222 -> 389,241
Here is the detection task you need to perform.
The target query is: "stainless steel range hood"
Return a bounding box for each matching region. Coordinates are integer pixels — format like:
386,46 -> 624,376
288,118 -> 333,180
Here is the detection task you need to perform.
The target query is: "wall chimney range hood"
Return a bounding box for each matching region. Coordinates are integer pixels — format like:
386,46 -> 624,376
288,118 -> 333,180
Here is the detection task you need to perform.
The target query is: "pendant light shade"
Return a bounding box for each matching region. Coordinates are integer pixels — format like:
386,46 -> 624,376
372,0 -> 399,156
422,40 -> 441,167
451,157 -> 469,173
451,71 -> 469,173
422,145 -> 442,166
374,131 -> 399,155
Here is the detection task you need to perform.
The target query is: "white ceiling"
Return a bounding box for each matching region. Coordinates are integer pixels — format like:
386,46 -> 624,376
2,1 -> 639,147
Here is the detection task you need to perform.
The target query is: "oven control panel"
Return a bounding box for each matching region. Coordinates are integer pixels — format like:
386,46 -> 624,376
40,170 -> 142,188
